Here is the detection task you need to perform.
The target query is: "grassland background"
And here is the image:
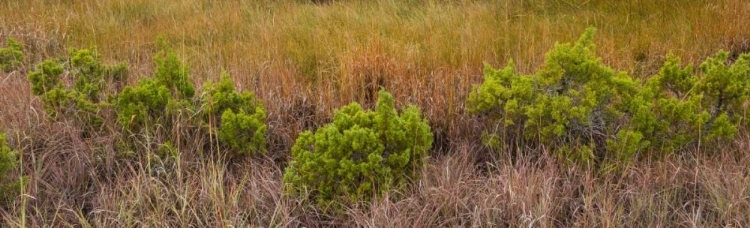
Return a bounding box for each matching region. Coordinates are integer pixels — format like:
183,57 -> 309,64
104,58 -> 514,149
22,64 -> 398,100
1,0 -> 750,227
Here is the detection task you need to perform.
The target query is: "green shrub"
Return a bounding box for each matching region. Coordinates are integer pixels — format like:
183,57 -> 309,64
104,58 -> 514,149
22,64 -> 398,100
201,72 -> 259,118
468,27 -> 750,168
467,27 -> 638,167
217,109 -> 267,155
283,89 -> 433,210
697,51 -> 750,136
116,45 -> 194,133
0,38 -> 24,72
154,45 -> 194,99
116,78 -> 172,131
28,60 -> 64,96
0,133 -> 23,207
70,48 -> 128,102
28,49 -> 128,132
114,44 -> 267,157
202,73 -> 267,155
632,51 -> 750,154
28,60 -> 101,122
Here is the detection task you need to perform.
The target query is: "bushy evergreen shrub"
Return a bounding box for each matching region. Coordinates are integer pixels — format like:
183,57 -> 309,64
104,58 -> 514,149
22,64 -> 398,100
202,73 -> 267,155
116,45 -> 193,133
283,89 -> 433,210
467,28 -> 638,167
468,27 -> 750,168
632,51 -> 750,154
0,133 -> 23,207
28,49 -> 128,132
28,60 -> 64,96
154,45 -> 194,100
116,78 -> 172,130
0,38 -> 24,72
70,48 -> 128,102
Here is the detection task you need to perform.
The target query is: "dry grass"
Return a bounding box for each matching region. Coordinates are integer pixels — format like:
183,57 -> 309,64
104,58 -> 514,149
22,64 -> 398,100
1,0 -> 750,227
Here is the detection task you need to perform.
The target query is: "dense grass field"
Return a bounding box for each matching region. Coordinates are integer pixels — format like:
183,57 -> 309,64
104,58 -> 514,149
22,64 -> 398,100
1,0 -> 750,226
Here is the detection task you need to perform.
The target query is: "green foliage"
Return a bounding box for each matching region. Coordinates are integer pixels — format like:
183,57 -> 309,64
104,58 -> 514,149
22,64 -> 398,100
468,28 -> 750,168
201,72 -> 259,117
201,73 -> 267,155
604,130 -> 648,170
633,51 -> 750,153
0,38 -> 24,72
0,133 -> 23,206
154,45 -> 194,99
28,49 -> 128,132
28,60 -> 64,96
217,109 -> 267,155
633,54 -> 704,152
468,27 -> 636,167
283,89 -> 433,210
116,45 -> 194,133
116,79 -> 172,130
25,41 -> 268,161
70,48 -> 128,102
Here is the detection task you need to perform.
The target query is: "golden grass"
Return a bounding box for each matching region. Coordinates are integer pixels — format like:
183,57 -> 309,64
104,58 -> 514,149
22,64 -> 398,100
3,0 -> 749,141
1,0 -> 750,226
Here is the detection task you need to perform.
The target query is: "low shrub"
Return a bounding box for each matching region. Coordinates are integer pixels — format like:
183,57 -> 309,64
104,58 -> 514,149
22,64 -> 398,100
116,78 -> 173,132
24,40 -> 268,158
283,89 -> 433,211
468,27 -> 750,170
116,45 -> 193,134
467,27 -> 638,168
28,60 -> 64,96
0,37 -> 24,72
28,49 -> 128,134
0,133 -> 23,207
631,51 -> 750,154
115,44 -> 268,157
201,73 -> 267,155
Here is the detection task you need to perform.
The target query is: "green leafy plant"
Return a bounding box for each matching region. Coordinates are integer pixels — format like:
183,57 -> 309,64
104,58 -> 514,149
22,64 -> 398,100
28,60 -> 64,96
0,37 -> 24,72
116,78 -> 172,131
632,51 -> 750,154
467,27 -> 638,167
154,44 -> 194,100
216,109 -> 267,155
116,45 -> 193,133
468,27 -> 750,169
283,89 -> 433,210
0,133 -> 23,207
201,73 -> 267,155
70,48 -> 128,102
696,51 -> 750,139
28,49 -> 128,133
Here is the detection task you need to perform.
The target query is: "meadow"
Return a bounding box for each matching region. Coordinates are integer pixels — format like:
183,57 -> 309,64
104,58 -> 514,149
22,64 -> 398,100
1,0 -> 750,226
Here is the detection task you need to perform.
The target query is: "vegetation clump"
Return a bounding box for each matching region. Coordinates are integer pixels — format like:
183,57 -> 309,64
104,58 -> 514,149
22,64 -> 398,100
467,28 -> 638,167
630,51 -> 750,154
113,43 -> 268,157
468,27 -> 750,169
0,133 -> 23,207
28,49 -> 128,132
202,73 -> 267,155
23,38 -> 268,158
115,44 -> 194,134
283,89 -> 433,210
0,37 -> 24,72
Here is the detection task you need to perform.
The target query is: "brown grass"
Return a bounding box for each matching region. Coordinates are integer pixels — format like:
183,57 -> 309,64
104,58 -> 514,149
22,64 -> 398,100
1,0 -> 750,226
